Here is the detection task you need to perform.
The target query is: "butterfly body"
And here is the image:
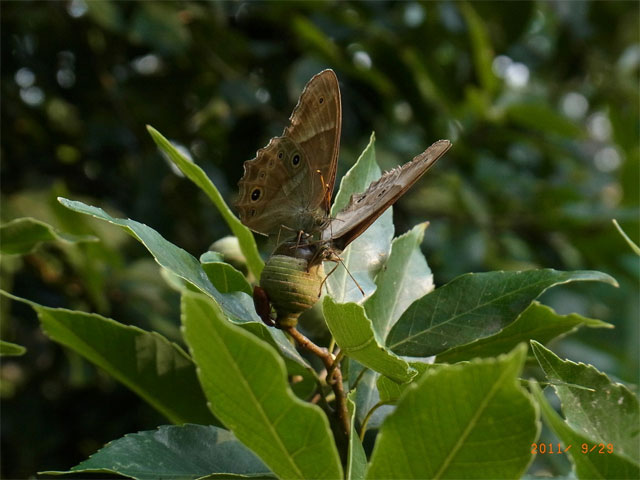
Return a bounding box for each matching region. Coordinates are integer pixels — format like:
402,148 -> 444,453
236,70 -> 451,327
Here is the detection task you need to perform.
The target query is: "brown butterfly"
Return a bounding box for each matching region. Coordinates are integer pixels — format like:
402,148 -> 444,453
236,70 -> 341,239
236,70 -> 451,326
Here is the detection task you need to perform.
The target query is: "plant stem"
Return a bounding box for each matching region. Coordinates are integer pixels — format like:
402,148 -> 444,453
328,337 -> 336,355
349,366 -> 369,393
327,350 -> 344,383
285,326 -> 350,440
359,400 -> 392,442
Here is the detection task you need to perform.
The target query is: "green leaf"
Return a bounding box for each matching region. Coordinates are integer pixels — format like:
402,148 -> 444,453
146,126 -> 264,280
376,362 -> 432,404
613,219 -> 640,255
200,255 -> 252,296
57,197 -> 257,323
459,2 -> 498,95
506,103 -> 584,139
0,339 -> 26,356
237,322 -> 315,384
181,292 -> 342,480
387,269 -> 617,357
43,424 -> 272,479
58,198 -> 310,373
531,341 -> 639,463
365,222 -> 433,342
327,133 -> 393,303
437,301 -> 612,364
531,382 -> 640,480
323,297 -> 417,384
350,224 -> 437,426
1,290 -> 216,426
0,217 -> 97,254
366,345 -> 539,479
346,392 -> 367,480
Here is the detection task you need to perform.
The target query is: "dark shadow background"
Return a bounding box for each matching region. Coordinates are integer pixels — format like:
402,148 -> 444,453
1,1 -> 638,478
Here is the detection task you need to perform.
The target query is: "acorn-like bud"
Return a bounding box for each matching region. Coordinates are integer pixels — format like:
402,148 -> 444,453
259,242 -> 324,327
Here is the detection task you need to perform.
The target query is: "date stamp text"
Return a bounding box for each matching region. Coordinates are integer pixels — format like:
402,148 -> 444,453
531,443 -> 614,455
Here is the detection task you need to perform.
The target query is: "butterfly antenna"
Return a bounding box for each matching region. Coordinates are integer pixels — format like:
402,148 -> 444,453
341,256 -> 365,297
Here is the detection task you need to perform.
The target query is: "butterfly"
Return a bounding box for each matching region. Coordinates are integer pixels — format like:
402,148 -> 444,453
236,70 -> 451,326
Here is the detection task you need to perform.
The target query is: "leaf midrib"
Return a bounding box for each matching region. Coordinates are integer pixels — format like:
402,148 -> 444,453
193,300 -> 304,479
433,364 -> 514,479
389,276 -> 573,350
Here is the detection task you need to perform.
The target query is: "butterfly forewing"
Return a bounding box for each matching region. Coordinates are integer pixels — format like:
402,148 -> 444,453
323,140 -> 452,251
286,70 -> 341,212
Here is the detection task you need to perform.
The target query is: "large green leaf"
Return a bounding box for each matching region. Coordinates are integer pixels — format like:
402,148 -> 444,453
147,126 -> 264,279
387,269 -> 617,357
0,339 -> 26,356
349,219 -> 433,428
531,341 -> 639,463
58,197 -> 257,323
323,297 -> 416,384
437,301 -> 612,363
531,382 -> 640,480
56,198 -> 308,370
327,133 -> 393,303
364,222 -> 433,342
181,292 -> 342,480
346,392 -> 367,480
238,322 -> 312,373
0,217 -> 97,254
1,290 -> 216,426
43,424 -> 272,479
367,345 -> 539,479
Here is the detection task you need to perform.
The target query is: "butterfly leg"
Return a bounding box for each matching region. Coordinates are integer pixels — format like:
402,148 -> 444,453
315,168 -> 332,213
253,285 -> 275,327
318,261 -> 340,296
274,223 -> 299,247
318,250 -> 366,297
271,224 -> 298,257
295,229 -> 305,252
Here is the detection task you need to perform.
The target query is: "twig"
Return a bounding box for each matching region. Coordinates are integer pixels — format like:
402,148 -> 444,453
285,326 -> 350,439
327,350 -> 345,383
359,400 -> 392,442
328,337 -> 336,355
349,366 -> 369,393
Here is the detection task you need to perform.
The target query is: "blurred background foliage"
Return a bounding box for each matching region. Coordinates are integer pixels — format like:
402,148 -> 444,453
1,1 -> 638,477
